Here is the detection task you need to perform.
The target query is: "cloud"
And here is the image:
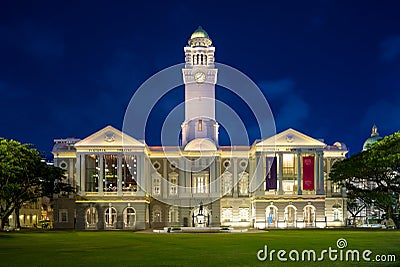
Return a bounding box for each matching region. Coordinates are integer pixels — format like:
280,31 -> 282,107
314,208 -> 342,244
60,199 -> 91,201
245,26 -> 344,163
380,35 -> 400,62
258,79 -> 310,130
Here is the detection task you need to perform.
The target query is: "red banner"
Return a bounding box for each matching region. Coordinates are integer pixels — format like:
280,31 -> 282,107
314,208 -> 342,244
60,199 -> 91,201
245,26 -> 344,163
302,156 -> 314,190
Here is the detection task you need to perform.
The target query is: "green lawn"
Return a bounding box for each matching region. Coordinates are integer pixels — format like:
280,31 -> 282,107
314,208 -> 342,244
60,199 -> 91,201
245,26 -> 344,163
0,229 -> 399,266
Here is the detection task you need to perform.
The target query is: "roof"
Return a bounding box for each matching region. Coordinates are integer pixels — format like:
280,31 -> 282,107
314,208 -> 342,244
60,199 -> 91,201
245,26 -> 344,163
362,125 -> 383,151
184,138 -> 217,152
190,26 -> 209,39
256,128 -> 326,149
74,125 -> 145,148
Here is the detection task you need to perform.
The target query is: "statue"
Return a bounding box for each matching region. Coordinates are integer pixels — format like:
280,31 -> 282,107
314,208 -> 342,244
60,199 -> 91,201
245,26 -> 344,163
199,201 -> 203,215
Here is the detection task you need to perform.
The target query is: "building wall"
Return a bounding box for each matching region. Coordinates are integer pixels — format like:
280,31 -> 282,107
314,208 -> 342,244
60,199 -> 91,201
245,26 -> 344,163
75,201 -> 148,230
53,198 -> 76,229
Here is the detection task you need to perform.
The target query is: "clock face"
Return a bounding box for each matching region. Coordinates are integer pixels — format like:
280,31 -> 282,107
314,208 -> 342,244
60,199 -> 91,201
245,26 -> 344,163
194,71 -> 206,83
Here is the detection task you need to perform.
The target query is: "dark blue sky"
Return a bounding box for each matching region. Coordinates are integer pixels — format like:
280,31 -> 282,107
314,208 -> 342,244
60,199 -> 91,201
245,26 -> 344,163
1,1 -> 399,158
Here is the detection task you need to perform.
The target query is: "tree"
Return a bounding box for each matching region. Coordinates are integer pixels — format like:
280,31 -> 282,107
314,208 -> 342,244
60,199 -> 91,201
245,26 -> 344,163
330,131 -> 400,227
0,138 -> 71,230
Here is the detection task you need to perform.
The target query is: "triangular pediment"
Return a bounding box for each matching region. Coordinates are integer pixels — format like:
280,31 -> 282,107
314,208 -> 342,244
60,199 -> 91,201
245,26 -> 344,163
256,128 -> 326,148
74,125 -> 145,148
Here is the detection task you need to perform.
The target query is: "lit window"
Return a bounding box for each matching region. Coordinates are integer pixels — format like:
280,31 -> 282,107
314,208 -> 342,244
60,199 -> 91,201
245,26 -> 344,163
169,172 -> 178,195
333,183 -> 341,193
192,172 -> 209,193
333,204 -> 341,221
222,207 -> 233,222
153,209 -> 162,223
283,154 -> 295,175
153,173 -> 161,195
86,207 -> 98,228
285,206 -> 296,224
124,207 -> 136,228
239,207 -> 249,222
105,207 -> 117,227
266,206 -> 278,225
198,119 -> 203,131
304,205 -> 315,224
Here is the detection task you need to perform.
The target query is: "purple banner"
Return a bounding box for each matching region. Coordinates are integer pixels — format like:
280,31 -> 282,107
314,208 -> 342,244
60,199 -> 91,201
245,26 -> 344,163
266,157 -> 277,190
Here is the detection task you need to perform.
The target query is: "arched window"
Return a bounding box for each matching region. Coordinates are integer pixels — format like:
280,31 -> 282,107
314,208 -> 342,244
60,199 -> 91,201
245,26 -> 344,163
303,205 -> 315,225
153,207 -> 162,223
123,207 -> 136,228
105,207 -> 117,227
285,205 -> 297,225
192,207 -> 209,227
239,172 -> 249,196
86,207 -> 98,228
266,205 -> 278,226
333,203 -> 342,221
169,206 -> 179,223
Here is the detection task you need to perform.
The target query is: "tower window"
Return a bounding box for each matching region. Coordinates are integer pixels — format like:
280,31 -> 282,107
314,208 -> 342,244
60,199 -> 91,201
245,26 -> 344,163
198,119 -> 203,131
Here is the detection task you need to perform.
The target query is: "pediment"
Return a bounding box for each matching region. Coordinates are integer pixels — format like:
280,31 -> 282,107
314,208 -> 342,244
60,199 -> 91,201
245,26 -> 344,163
256,128 -> 326,148
74,125 -> 144,148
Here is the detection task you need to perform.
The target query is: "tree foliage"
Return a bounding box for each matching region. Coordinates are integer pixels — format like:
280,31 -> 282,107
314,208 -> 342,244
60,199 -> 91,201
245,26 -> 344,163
0,138 -> 72,229
330,131 -> 400,225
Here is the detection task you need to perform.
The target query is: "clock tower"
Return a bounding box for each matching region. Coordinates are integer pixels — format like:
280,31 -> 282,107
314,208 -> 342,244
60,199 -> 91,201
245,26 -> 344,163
181,26 -> 219,147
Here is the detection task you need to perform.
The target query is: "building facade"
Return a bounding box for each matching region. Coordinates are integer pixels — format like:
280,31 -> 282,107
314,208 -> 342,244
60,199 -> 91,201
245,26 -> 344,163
52,27 -> 348,230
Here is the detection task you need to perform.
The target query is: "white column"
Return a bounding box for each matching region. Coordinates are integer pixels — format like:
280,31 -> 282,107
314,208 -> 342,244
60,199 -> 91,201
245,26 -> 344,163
80,154 -> 86,196
118,154 -> 122,196
260,155 -> 266,193
76,153 -> 82,194
314,152 -> 319,194
99,155 -> 104,196
186,160 -> 191,194
233,158 -> 238,197
210,157 -> 216,194
178,158 -> 185,195
297,151 -> 302,195
326,158 -> 332,197
136,154 -> 145,196
278,152 -> 283,195
215,157 -> 220,194
163,159 -> 168,197
319,152 -> 324,195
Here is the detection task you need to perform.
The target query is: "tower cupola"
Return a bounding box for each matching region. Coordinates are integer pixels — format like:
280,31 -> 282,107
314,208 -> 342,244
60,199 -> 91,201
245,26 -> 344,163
188,26 -> 212,47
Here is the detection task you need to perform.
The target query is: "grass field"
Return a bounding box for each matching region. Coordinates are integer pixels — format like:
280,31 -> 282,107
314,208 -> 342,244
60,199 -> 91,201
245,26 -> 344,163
0,229 -> 399,267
